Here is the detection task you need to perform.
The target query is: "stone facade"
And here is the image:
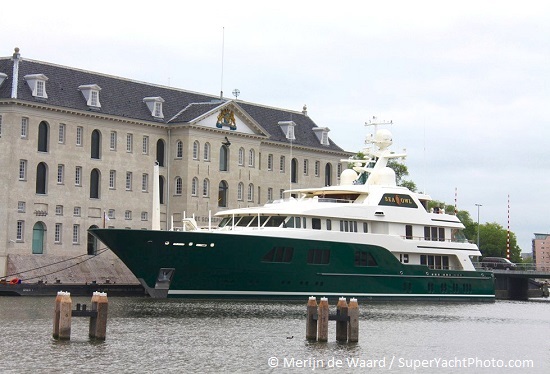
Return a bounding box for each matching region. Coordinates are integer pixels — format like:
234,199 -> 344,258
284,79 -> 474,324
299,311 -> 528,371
0,49 -> 352,277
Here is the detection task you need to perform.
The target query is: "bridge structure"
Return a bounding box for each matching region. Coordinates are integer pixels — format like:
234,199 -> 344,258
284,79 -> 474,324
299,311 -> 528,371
473,265 -> 550,300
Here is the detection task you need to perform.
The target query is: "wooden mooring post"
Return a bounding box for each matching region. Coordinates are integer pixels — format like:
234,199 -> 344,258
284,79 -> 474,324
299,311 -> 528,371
306,297 -> 359,343
52,291 -> 108,341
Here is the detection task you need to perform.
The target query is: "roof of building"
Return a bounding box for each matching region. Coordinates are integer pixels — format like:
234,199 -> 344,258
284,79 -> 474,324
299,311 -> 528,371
0,51 -> 347,153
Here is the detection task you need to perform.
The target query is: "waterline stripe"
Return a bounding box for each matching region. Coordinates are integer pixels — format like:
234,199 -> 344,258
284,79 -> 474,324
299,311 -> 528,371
167,289 -> 494,298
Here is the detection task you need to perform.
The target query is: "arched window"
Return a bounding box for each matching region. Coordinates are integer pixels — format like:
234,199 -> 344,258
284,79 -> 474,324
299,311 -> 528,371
238,147 -> 245,166
175,177 -> 182,195
176,140 -> 183,158
91,129 -> 101,159
248,149 -> 255,167
291,158 -> 298,183
237,182 -> 244,201
191,177 -> 198,196
193,141 -> 200,160
36,162 -> 47,194
156,139 -> 165,166
248,183 -> 254,202
204,142 -> 211,161
220,145 -> 229,171
38,121 -> 49,152
203,178 -> 210,197
159,176 -> 165,204
218,181 -> 228,207
325,163 -> 332,186
90,168 -> 100,198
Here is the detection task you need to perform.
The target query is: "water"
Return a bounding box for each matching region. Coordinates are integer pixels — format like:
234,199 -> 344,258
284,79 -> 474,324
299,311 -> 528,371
0,297 -> 548,373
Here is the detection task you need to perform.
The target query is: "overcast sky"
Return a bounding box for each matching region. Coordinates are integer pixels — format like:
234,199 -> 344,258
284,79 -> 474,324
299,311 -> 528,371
2,1 -> 549,253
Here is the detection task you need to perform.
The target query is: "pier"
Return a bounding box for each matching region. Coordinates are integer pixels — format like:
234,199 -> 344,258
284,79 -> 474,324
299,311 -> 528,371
491,270 -> 550,300
306,297 -> 359,343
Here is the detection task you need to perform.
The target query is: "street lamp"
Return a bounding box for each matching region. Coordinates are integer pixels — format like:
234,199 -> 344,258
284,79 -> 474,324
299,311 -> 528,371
475,203 -> 482,249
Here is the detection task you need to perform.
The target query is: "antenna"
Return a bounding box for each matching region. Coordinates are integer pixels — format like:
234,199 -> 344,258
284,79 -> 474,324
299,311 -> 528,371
220,27 -> 225,99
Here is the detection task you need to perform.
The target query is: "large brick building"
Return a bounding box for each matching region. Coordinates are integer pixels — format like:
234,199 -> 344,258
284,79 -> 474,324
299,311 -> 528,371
532,233 -> 550,271
0,48 -> 351,277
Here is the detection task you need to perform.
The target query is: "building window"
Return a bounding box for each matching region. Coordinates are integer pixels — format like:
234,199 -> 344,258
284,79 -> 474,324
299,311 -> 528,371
142,136 -> 149,154
141,212 -> 148,221
248,183 -> 254,202
143,97 -> 165,118
0,114 -> 2,136
90,90 -> 99,107
142,173 -> 148,192
191,177 -> 198,196
193,141 -> 199,160
175,177 -> 182,195
19,160 -> 27,180
56,205 -> 63,215
75,166 -> 82,186
91,130 -> 101,159
57,164 -> 64,184
36,162 -> 47,194
16,221 -> 24,241
237,182 -> 244,201
280,156 -> 285,172
125,210 -> 132,220
156,139 -> 165,166
267,187 -> 273,201
54,223 -> 62,243
72,224 -> 80,244
204,142 -> 211,161
219,145 -> 229,171
18,201 -> 26,213
38,121 -> 49,152
21,117 -> 29,138
248,149 -> 255,167
203,179 -> 210,197
218,180 -> 228,207
154,102 -> 162,117
76,126 -> 83,146
325,163 -> 332,186
126,134 -> 133,152
58,124 -> 66,144
90,169 -> 100,198
108,209 -> 115,219
315,161 -> 320,176
176,140 -> 183,158
73,207 -> 81,217
110,131 -> 117,150
238,148 -> 245,166
109,170 -> 116,189
303,160 -> 309,175
267,154 -> 273,171
126,172 -> 132,191
291,158 -> 298,183
280,189 -> 284,199
24,74 -> 48,98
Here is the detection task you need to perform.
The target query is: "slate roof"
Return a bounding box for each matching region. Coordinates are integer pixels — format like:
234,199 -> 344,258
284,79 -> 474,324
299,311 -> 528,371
0,55 -> 346,153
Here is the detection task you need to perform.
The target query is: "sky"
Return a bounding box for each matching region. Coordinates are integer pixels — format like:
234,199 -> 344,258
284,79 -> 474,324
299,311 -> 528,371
2,1 -> 549,253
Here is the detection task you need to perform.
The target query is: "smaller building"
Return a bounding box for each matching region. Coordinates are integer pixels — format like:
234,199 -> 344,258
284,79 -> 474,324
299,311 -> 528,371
532,233 -> 550,271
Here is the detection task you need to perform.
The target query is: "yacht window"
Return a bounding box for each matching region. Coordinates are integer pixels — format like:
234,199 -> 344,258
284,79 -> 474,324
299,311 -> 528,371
354,251 -> 377,267
326,219 -> 332,231
218,217 -> 231,227
265,216 -> 286,227
363,222 -> 368,233
312,218 -> 321,230
405,225 -> 413,239
307,249 -> 330,264
237,216 -> 253,227
262,246 -> 294,263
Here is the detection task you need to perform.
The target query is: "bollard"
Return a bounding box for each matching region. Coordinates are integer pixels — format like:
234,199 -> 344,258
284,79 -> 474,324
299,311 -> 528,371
317,297 -> 329,342
53,291 -> 72,340
335,297 -> 348,342
306,296 -> 318,341
89,291 -> 108,340
347,298 -> 359,343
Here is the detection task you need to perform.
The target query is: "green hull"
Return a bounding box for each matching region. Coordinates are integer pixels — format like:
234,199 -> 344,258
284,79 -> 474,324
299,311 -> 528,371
90,228 -> 495,301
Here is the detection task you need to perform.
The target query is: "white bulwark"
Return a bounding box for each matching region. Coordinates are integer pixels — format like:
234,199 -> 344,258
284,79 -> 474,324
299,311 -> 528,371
0,48 -> 351,276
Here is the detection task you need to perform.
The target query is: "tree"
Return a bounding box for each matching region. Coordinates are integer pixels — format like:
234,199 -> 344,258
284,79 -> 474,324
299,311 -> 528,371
478,222 -> 522,263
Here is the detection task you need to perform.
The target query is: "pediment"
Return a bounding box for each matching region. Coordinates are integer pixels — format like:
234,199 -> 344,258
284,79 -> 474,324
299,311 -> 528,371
177,101 -> 270,137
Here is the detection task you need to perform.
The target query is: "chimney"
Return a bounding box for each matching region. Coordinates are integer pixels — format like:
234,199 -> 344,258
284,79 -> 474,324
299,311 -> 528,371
11,47 -> 21,99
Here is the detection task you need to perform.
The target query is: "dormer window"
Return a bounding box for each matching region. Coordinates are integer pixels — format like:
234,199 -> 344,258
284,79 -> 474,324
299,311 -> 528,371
24,74 -> 49,98
78,84 -> 102,108
143,97 -> 165,119
278,120 -> 296,140
0,73 -> 7,88
313,127 -> 330,146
